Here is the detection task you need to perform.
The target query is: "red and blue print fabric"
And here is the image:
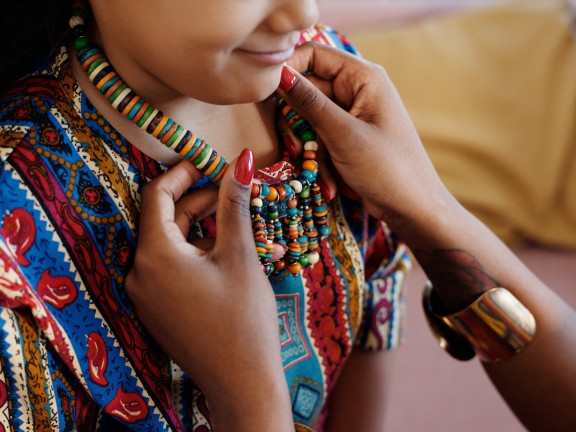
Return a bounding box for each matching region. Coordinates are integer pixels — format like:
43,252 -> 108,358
0,26 -> 411,431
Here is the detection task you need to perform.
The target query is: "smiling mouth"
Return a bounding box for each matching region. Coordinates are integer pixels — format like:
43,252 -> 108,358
236,46 -> 295,65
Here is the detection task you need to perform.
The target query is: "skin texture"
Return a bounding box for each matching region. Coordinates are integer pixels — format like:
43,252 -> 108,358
90,0 -> 318,105
279,43 -> 576,430
80,0 -> 318,169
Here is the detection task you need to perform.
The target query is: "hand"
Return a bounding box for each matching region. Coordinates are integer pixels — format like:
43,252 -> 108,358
125,149 -> 293,431
278,43 -> 457,229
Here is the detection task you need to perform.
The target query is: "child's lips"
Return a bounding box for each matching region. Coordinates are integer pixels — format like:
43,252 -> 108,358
237,46 -> 295,65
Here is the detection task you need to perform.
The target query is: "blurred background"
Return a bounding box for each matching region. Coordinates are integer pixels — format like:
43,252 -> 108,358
317,1 -> 576,431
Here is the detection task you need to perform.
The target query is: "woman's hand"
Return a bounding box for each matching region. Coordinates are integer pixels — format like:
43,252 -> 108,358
125,149 -> 293,432
278,43 -> 457,229
278,42 -> 576,431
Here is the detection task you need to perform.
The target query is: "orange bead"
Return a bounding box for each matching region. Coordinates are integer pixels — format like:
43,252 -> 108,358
254,235 -> 267,244
251,183 -> 261,198
302,160 -> 318,173
303,150 -> 317,160
266,187 -> 278,202
288,262 -> 302,274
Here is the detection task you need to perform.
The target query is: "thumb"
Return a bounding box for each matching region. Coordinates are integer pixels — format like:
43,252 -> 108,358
213,148 -> 256,257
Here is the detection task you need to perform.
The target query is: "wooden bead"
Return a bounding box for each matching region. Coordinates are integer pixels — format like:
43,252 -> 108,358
266,187 -> 278,202
303,150 -> 317,160
288,262 -> 302,275
302,160 -> 318,173
304,141 -> 319,151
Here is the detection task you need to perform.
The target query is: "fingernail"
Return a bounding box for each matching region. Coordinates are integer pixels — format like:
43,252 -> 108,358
279,65 -> 298,92
271,242 -> 289,262
235,148 -> 254,186
283,133 -> 298,160
316,177 -> 333,203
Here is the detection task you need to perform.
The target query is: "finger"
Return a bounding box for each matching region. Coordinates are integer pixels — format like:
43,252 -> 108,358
287,42 -> 352,82
284,43 -> 389,119
173,187 -> 218,235
189,237 -> 215,252
213,148 -> 257,259
277,64 -> 360,148
316,160 -> 337,203
270,243 -> 288,263
139,160 -> 203,246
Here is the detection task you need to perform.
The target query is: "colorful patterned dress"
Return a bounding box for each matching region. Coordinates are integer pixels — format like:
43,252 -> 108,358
0,26 -> 411,431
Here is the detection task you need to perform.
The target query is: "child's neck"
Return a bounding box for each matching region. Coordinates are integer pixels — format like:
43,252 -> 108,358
72,55 -> 281,168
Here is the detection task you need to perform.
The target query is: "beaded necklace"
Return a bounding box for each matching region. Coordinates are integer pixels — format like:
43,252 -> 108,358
68,3 -> 330,275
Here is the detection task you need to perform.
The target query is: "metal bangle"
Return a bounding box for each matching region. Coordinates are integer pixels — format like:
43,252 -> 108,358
294,423 -> 315,432
423,282 -> 536,363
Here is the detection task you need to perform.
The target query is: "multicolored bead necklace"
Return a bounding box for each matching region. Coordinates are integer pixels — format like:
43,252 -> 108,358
68,2 -> 330,275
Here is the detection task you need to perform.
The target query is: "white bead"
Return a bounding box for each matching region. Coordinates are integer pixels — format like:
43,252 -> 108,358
69,15 -> 85,29
307,251 -> 320,265
304,141 -> 319,151
290,180 -> 303,193
251,198 -> 263,207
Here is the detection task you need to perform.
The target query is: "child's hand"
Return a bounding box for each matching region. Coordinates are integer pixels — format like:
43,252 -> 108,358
125,149 -> 293,431
279,43 -> 457,229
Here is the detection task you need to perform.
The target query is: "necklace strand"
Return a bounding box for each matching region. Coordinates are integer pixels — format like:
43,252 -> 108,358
69,2 -> 330,275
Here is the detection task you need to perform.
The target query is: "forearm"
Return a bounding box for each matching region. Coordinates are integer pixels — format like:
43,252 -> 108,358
393,197 -> 576,429
208,373 -> 295,432
325,349 -> 396,432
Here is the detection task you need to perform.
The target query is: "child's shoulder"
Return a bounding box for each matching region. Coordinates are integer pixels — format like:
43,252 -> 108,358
0,47 -> 71,112
298,24 -> 358,55
0,48 -> 75,158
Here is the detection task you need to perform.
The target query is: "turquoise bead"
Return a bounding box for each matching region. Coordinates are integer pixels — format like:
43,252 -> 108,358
301,169 -> 316,183
260,184 -> 269,199
283,184 -> 294,200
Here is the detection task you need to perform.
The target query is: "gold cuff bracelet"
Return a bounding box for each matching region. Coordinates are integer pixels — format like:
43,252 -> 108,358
294,423 -> 315,432
423,282 -> 536,363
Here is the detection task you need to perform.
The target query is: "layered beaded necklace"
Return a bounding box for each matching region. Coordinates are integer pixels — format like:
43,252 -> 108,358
69,3 -> 330,275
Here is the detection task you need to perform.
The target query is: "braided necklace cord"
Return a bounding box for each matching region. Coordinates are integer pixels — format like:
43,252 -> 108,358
69,3 -> 330,275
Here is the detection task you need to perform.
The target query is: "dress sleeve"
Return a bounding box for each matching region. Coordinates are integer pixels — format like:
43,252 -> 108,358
355,217 -> 412,351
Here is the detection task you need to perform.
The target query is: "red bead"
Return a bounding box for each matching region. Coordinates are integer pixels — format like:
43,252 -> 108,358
276,185 -> 287,201
273,260 -> 286,271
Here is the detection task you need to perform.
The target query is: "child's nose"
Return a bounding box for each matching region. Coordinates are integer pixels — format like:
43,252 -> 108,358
266,0 -> 319,34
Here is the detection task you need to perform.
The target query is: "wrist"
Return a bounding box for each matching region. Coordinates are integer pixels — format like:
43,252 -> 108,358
380,190 -> 464,246
206,368 -> 294,432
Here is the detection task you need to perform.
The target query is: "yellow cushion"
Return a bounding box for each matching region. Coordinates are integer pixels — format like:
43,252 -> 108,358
350,0 -> 576,248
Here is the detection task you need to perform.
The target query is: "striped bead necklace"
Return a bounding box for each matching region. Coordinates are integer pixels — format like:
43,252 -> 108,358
69,5 -> 330,275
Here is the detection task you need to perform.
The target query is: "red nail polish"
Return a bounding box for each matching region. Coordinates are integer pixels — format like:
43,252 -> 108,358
316,176 -> 333,203
283,133 -> 298,160
279,65 -> 298,92
235,148 -> 254,186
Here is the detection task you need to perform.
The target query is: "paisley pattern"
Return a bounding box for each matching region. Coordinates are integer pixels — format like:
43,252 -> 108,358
0,25 -> 411,431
